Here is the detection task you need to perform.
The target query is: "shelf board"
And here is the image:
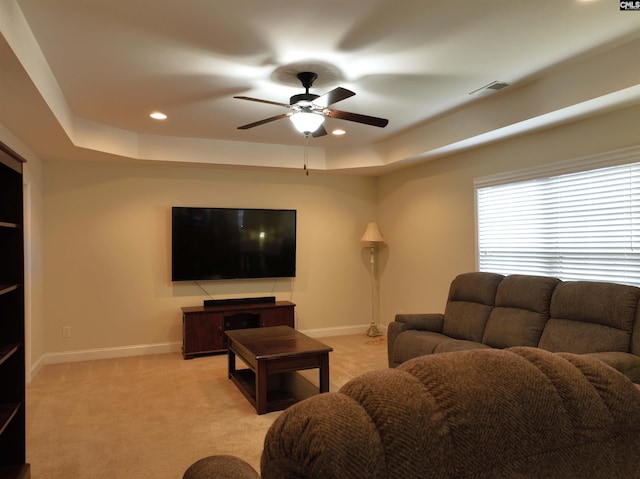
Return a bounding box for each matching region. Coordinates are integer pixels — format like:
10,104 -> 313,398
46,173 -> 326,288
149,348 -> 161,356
0,222 -> 19,229
0,464 -> 30,479
230,369 -> 319,414
0,344 -> 19,367
0,403 -> 19,436
0,284 -> 18,296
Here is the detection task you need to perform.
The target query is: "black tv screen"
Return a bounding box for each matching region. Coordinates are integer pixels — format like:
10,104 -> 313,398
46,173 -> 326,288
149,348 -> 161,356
171,207 -> 296,281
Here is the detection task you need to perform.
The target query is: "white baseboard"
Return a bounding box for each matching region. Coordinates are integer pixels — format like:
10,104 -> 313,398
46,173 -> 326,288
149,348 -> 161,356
299,323 -> 387,338
29,356 -> 44,382
40,341 -> 182,366
29,323 -> 386,377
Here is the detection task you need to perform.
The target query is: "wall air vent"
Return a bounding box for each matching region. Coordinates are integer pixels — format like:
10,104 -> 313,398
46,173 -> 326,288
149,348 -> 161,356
469,81 -> 509,97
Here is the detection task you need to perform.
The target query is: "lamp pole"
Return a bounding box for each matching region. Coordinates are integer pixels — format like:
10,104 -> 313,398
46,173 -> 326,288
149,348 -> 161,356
361,222 -> 384,338
366,242 -> 382,337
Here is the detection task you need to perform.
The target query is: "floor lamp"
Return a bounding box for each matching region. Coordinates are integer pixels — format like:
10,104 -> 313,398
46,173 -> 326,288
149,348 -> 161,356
361,222 -> 384,337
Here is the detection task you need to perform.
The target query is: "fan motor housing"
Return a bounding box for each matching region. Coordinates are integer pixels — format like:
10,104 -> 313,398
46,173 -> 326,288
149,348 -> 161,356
290,93 -> 319,105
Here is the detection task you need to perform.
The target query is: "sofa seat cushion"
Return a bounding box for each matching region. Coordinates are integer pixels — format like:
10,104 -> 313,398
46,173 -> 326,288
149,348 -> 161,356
483,275 -> 560,349
585,351 -> 640,383
433,339 -> 492,354
540,281 -> 640,353
392,330 -> 451,365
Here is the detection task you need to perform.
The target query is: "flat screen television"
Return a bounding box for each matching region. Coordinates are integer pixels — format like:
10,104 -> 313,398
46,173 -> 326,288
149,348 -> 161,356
171,207 -> 296,281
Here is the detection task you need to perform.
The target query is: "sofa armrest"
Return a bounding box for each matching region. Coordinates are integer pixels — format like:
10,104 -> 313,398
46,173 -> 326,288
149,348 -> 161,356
395,313 -> 444,332
388,313 -> 444,367
183,455 -> 260,479
583,352 -> 640,384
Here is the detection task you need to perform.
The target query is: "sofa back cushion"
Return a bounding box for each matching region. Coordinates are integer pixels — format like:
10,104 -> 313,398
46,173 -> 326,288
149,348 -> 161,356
483,274 -> 561,348
442,272 -> 504,342
539,281 -> 640,354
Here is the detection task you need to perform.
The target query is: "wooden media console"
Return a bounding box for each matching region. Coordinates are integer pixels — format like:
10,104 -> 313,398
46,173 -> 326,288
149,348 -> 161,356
181,300 -> 295,359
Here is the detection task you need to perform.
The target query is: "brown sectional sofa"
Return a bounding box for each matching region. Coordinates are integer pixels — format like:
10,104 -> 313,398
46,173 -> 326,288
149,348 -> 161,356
184,347 -> 640,478
388,272 -> 640,382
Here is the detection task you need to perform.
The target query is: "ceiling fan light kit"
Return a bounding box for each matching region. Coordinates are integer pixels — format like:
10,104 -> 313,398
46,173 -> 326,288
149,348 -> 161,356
234,71 -> 389,138
290,111 -> 325,134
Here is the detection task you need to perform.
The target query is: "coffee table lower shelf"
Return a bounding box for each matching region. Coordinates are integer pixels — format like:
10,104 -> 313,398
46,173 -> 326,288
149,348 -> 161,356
229,369 -> 318,414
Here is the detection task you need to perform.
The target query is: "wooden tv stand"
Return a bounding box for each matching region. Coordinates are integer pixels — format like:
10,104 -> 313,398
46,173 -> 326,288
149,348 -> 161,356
181,300 -> 295,359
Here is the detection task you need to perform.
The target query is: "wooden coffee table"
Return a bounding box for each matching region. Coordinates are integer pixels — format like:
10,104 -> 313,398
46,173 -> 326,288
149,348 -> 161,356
225,326 -> 333,414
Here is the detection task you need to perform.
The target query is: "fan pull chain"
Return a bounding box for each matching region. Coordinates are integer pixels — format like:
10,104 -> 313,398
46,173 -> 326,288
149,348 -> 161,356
303,133 -> 310,175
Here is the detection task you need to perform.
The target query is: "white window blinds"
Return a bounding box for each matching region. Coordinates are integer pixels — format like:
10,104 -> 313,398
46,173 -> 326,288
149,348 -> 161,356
476,148 -> 640,286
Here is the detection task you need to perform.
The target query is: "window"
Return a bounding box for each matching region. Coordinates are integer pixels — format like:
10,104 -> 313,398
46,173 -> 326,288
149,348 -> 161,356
475,146 -> 640,286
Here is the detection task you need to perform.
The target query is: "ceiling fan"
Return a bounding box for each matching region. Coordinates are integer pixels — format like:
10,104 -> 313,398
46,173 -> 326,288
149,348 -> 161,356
234,71 -> 389,137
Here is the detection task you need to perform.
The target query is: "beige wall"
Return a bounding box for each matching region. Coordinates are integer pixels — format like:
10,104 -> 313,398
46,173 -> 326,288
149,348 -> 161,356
377,103 -> 640,327
42,160 -> 378,356
2,101 -> 640,372
23,150 -> 45,379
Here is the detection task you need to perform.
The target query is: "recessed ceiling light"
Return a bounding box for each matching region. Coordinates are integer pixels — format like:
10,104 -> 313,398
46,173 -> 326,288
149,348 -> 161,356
332,129 -> 346,136
150,112 -> 167,120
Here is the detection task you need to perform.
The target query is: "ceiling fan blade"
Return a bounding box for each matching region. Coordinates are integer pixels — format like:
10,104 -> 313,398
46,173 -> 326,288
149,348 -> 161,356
237,112 -> 292,130
327,109 -> 389,128
234,96 -> 291,109
311,125 -> 328,137
312,87 -> 355,108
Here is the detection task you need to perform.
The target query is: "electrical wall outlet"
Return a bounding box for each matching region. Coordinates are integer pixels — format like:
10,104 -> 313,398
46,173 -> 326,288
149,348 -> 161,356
62,326 -> 71,338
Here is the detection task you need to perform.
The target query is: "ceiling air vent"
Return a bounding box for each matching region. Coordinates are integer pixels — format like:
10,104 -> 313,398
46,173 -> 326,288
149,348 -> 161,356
469,81 -> 509,97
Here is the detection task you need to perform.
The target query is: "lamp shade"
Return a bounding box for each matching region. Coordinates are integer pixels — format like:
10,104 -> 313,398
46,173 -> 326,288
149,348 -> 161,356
361,222 -> 384,243
290,111 -> 324,134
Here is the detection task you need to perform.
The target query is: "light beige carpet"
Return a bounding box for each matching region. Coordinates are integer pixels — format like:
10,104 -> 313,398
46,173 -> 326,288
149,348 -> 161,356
26,334 -> 388,479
